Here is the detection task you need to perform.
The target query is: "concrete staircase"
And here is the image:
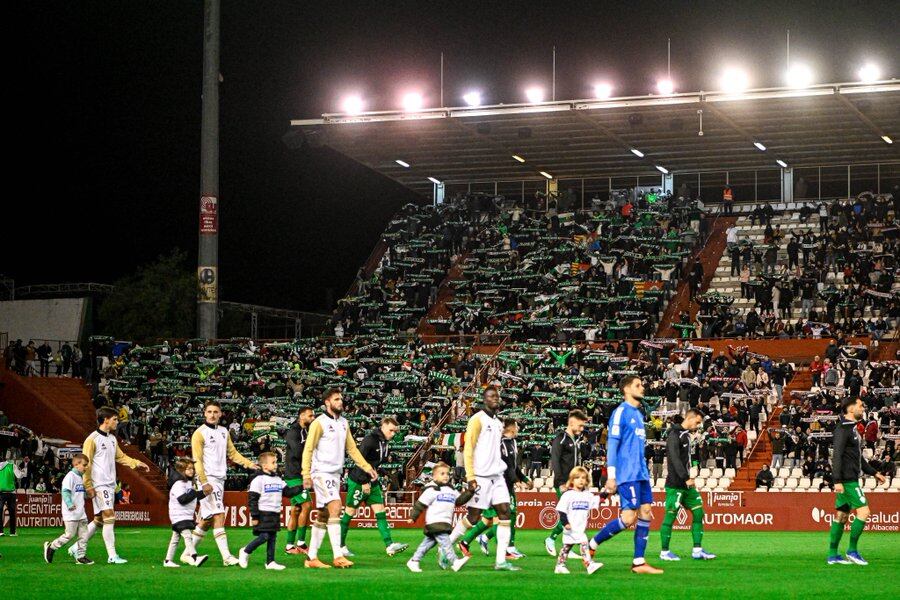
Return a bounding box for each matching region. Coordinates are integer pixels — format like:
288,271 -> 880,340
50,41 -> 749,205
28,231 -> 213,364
0,369 -> 167,503
729,369 -> 812,491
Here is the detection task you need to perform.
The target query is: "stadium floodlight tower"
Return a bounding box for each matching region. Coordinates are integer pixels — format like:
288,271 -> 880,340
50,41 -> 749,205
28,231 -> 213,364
197,0 -> 220,340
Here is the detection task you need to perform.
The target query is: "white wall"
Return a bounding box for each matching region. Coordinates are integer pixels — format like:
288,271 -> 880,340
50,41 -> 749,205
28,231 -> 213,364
0,298 -> 86,343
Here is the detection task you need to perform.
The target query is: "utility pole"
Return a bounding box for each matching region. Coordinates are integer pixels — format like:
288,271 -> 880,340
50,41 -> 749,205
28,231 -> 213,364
197,0 -> 220,340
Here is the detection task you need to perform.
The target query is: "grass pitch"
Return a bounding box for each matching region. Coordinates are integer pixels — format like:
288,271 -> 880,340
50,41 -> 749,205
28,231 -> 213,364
4,528 -> 899,599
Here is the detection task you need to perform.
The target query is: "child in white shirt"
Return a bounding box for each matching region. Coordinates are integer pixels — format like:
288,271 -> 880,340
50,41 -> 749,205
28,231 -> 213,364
43,454 -> 92,565
555,466 -> 603,574
164,458 -> 209,567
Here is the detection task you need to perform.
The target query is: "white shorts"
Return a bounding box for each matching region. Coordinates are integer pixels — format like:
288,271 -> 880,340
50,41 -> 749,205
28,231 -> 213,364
199,478 -> 225,520
91,484 -> 115,513
467,475 -> 511,510
312,473 -> 341,508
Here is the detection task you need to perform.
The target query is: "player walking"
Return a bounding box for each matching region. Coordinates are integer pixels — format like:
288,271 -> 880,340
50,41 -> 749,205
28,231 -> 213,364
545,409 -> 587,556
302,388 -> 378,569
191,400 -> 259,566
659,409 -> 715,561
340,416 -> 408,558
284,406 -> 315,555
448,386 -> 518,571
81,406 -> 150,564
827,397 -> 886,565
588,376 -> 663,574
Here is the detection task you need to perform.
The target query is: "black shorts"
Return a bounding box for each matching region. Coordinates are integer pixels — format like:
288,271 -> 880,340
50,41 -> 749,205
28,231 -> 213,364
171,519 -> 196,533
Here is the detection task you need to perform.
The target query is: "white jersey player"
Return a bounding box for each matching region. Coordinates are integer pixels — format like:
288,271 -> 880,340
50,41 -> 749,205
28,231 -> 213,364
449,386 -> 519,571
81,406 -> 150,564
301,388 -> 376,569
190,400 -> 258,566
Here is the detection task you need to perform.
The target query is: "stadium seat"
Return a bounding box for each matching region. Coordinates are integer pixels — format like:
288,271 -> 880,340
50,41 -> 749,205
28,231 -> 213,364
755,487 -> 765,492
724,468 -> 736,478
790,468 -> 802,478
785,477 -> 798,490
532,477 -> 543,488
699,468 -> 711,478
540,469 -> 551,478
719,477 -> 731,488
812,477 -> 823,489
778,467 -> 791,478
705,477 -> 718,490
694,477 -> 705,489
863,477 -> 876,491
891,479 -> 900,490
712,468 -> 723,478
773,477 -> 785,488
690,466 -> 699,478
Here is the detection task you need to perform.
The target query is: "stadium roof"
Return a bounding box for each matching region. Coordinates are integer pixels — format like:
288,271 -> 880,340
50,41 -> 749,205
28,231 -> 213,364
287,81 -> 900,197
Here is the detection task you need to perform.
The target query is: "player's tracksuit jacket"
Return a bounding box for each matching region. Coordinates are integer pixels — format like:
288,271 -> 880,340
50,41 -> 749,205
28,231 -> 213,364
301,412 -> 372,478
82,429 -> 140,491
500,437 -> 529,490
247,472 -> 304,534
665,423 -> 692,489
410,481 -> 475,537
168,470 -> 207,531
832,418 -> 878,483
550,430 -> 581,489
463,410 -> 506,481
349,428 -> 390,485
283,422 -> 308,480
191,422 -> 255,485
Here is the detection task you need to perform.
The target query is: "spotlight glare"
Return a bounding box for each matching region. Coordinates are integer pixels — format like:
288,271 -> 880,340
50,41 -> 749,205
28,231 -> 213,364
655,165 -> 669,174
342,95 -> 364,115
427,177 -> 442,185
525,87 -> 545,103
754,142 -> 767,151
785,64 -> 814,88
720,68 -> 750,94
512,155 -> 526,163
402,92 -> 424,111
540,171 -> 553,179
776,159 -> 788,168
593,82 -> 613,99
395,159 -> 410,168
656,78 -> 675,95
882,135 -> 893,144
462,91 -> 482,107
630,148 -> 645,158
858,63 -> 881,83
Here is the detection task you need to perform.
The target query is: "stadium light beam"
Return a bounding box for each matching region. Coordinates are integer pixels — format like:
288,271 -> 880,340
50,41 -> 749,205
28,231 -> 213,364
462,91 -> 482,107
427,177 -> 442,184
656,78 -> 675,95
402,92 -> 424,111
540,171 -> 553,179
512,154 -> 526,163
785,64 -> 814,88
655,165 -> 669,174
882,135 -> 893,145
341,95 -> 364,115
858,63 -> 881,83
525,87 -> 545,103
395,159 -> 410,168
593,82 -> 613,99
720,68 -> 750,94
754,142 -> 767,151
776,159 -> 788,168
630,148 -> 645,158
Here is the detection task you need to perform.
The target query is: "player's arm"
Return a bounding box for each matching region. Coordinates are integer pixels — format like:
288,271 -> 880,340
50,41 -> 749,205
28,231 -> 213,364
463,416 -> 482,484
556,494 -> 570,529
282,483 -> 304,498
667,432 -> 690,484
191,428 -> 208,485
831,425 -> 847,492
355,433 -> 378,484
248,480 -> 261,522
301,419 -> 323,482
114,443 -> 149,471
410,488 -> 434,521
176,481 -> 206,504
549,434 -> 563,482
81,436 -> 96,491
61,480 -> 76,511
284,427 -> 300,462
226,433 -> 257,470
345,429 -> 375,478
606,436 -> 621,492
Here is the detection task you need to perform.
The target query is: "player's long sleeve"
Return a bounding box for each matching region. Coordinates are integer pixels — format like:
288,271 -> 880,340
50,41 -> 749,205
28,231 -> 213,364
177,488 -> 205,505
345,429 -> 373,472
82,435 -> 96,489
191,429 -> 208,484
549,436 -> 563,481
248,491 -> 261,519
114,444 -> 141,469
667,433 -> 690,481
831,425 -> 847,481
61,488 -> 75,510
463,416 -> 482,482
606,436 -> 620,480
226,434 -> 255,469
301,419 -> 324,478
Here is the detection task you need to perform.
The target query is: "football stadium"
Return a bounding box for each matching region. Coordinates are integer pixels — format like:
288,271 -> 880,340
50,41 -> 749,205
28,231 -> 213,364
2,3 -> 899,599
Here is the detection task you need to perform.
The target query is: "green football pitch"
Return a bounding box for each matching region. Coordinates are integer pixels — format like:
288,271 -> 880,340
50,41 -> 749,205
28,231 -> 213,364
4,528 -> 899,599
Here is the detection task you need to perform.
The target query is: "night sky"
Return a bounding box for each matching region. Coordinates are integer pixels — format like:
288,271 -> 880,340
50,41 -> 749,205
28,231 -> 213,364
8,1 -> 897,312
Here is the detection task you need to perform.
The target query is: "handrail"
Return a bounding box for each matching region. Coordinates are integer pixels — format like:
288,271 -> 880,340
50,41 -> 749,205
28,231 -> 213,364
404,334 -> 510,485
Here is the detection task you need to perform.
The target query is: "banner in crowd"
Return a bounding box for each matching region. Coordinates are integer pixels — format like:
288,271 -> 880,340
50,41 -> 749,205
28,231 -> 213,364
11,491 -> 898,532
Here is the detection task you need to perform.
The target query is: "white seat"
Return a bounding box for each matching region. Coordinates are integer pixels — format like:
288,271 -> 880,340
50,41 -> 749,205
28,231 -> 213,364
532,477 -> 543,488
539,486 -> 552,493
705,477 -> 718,489
540,469 -> 551,478
699,468 -> 711,478
712,468 -> 724,478
773,477 -> 785,488
719,477 -> 732,488
785,477 -> 798,490
891,479 -> 900,490
755,487 -> 765,492
812,477 -> 823,489
863,478 -> 876,491
790,468 -> 802,478
690,466 -> 699,478
724,468 -> 736,478
778,467 -> 791,478
694,477 -> 706,489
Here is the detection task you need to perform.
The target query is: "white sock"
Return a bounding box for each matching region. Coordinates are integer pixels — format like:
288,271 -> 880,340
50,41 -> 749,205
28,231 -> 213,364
165,531 -> 180,562
213,527 -> 231,559
495,521 -> 511,565
327,518 -> 343,560
181,530 -> 197,557
101,520 -> 117,559
449,518 -> 471,544
192,527 -> 206,548
308,523 -> 327,560
85,520 -> 99,541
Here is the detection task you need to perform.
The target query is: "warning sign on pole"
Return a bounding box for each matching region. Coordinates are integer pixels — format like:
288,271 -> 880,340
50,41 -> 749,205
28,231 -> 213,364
199,195 -> 218,234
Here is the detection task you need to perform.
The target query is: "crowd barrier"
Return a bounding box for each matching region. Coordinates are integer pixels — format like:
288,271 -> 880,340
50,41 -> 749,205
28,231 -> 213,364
13,491 -> 899,533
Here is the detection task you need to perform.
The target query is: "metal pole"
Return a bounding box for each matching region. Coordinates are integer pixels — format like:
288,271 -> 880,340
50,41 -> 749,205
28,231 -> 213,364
552,46 -> 556,101
440,52 -> 444,107
197,0 -> 220,341
667,38 -> 671,79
